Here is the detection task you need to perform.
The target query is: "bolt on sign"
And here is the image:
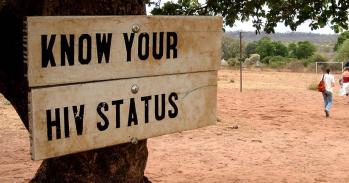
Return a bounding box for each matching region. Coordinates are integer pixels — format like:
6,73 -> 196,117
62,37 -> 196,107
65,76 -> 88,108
24,16 -> 222,160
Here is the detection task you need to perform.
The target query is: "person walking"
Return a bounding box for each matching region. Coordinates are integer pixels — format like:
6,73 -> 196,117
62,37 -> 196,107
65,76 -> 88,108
339,67 -> 349,97
322,68 -> 335,117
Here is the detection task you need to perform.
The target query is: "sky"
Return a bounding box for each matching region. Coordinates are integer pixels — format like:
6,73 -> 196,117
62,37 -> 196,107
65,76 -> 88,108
146,1 -> 337,35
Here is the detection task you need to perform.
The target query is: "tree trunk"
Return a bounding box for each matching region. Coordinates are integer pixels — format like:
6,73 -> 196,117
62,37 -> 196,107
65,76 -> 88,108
0,0 -> 150,182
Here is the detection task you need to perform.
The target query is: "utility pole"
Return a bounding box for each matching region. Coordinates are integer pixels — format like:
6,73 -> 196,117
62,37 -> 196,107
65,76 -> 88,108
239,31 -> 243,93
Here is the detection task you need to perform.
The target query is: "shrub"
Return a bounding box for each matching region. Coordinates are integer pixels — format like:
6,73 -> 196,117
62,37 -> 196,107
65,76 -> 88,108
4,100 -> 11,105
268,56 -> 290,68
222,36 -> 241,60
304,54 -> 328,66
269,56 -> 284,62
227,58 -> 240,67
288,41 -> 317,59
305,62 -> 316,72
334,31 -> 349,51
255,37 -> 289,59
245,41 -> 257,57
268,56 -> 303,69
312,54 -> 328,62
286,60 -> 305,72
256,37 -> 273,59
288,43 -> 297,58
308,82 -> 318,91
272,41 -> 289,57
261,56 -> 272,64
335,39 -> 349,62
244,54 -> 260,65
316,62 -> 343,74
295,41 -> 317,59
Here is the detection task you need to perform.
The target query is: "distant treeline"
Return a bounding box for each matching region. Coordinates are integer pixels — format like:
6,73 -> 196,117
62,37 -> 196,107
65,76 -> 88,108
226,31 -> 338,45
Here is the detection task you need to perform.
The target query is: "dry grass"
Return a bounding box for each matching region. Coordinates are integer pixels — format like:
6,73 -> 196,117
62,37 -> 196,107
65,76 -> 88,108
308,82 -> 318,91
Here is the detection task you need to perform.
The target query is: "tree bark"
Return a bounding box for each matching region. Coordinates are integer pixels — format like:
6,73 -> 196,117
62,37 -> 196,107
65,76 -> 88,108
0,0 -> 150,182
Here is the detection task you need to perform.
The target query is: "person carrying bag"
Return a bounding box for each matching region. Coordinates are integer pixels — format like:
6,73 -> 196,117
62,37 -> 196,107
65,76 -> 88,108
320,69 -> 335,117
318,75 -> 325,92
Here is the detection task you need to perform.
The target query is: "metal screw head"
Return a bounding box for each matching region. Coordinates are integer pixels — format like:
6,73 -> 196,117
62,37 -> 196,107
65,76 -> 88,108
130,137 -> 138,144
132,24 -> 140,33
131,84 -> 139,94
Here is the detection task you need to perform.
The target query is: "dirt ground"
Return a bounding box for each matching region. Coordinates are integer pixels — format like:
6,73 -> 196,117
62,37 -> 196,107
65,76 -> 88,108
1,69 -> 349,182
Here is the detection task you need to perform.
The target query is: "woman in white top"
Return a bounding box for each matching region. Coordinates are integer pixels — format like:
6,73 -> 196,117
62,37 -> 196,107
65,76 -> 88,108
339,67 -> 349,97
322,68 -> 335,117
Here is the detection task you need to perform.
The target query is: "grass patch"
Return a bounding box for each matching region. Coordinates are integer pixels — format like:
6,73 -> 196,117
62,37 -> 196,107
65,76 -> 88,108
308,82 -> 318,91
2,99 -> 11,105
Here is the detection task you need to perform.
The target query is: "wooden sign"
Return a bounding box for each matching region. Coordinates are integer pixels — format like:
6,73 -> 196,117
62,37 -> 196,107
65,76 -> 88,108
25,16 -> 222,160
26,16 -> 221,87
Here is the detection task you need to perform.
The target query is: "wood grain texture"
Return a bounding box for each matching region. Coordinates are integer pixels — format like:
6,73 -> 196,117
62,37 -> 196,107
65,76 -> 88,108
26,16 -> 222,87
30,71 -> 217,160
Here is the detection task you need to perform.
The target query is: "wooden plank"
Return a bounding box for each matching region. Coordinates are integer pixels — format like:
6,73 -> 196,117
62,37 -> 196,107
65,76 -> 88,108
26,16 -> 222,87
29,71 -> 217,160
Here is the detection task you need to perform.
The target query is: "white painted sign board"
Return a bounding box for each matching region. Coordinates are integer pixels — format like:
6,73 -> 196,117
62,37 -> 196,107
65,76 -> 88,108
25,16 -> 222,160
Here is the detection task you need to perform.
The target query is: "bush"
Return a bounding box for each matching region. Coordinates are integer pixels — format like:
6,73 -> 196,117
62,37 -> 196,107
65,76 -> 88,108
222,36 -> 241,60
286,60 -> 305,72
261,56 -> 272,64
307,54 -> 328,63
273,41 -> 289,57
302,54 -> 326,67
335,39 -> 349,62
288,41 -> 317,59
255,37 -> 288,59
267,56 -> 304,69
244,54 -> 260,65
316,62 -> 343,74
227,58 -> 240,67
3,100 -> 10,105
269,55 -> 284,62
295,41 -> 317,59
305,62 -> 316,72
334,31 -> 349,51
308,82 -> 318,91
245,41 -> 257,57
268,56 -> 290,68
